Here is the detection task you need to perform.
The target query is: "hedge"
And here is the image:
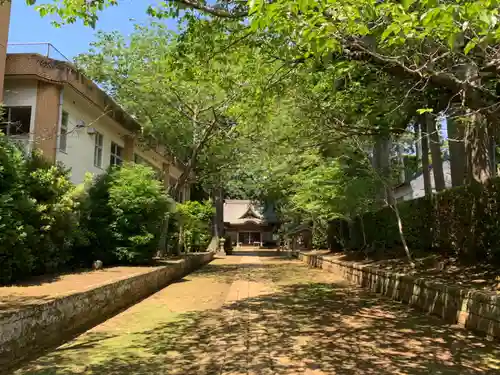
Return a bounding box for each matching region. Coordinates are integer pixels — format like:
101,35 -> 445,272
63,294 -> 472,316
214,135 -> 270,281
0,136 -> 87,284
339,178 -> 500,263
0,133 -> 174,284
77,163 -> 172,266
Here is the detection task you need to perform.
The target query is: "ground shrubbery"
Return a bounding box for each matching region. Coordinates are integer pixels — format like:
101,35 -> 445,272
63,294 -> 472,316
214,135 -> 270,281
81,164 -> 171,265
0,136 -> 87,284
340,179 -> 500,264
0,135 -> 174,284
24,155 -> 88,275
175,200 -> 214,253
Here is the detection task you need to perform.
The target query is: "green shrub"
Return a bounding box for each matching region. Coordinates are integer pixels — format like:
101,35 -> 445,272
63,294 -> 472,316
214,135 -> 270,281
0,137 -> 84,284
343,178 -> 500,263
165,213 -> 180,255
312,220 -> 328,249
24,154 -> 86,274
0,134 -> 171,283
175,200 -> 214,252
83,163 -> 171,264
0,136 -> 36,283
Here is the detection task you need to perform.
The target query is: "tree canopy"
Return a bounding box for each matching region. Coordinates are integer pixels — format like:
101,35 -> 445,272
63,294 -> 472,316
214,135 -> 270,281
20,0 -> 500,255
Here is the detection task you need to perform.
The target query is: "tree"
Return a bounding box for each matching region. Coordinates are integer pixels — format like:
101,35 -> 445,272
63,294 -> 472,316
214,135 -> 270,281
82,163 -> 171,264
448,115 -> 467,187
23,0 -> 500,262
74,16 -> 298,251
175,200 -> 214,252
26,0 -> 500,186
427,114 -> 446,192
76,22 -> 234,195
36,0 -> 500,114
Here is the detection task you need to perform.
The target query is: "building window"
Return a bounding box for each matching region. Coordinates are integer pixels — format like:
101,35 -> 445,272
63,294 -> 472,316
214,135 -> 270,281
59,111 -> 69,152
0,106 -> 31,135
94,132 -> 103,168
110,142 -> 123,166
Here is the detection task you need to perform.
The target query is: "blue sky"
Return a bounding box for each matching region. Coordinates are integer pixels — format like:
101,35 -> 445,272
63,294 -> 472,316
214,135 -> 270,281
8,0 -> 177,60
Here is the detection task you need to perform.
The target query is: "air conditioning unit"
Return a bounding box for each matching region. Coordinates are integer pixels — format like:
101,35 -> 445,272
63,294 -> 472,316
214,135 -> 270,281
87,127 -> 97,135
76,119 -> 86,128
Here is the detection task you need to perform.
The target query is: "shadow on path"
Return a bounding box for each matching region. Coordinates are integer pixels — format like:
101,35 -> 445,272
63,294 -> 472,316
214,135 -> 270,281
14,253 -> 500,375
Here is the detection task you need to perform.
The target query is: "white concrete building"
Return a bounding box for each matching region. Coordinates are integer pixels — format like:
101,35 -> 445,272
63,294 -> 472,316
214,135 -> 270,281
394,161 -> 452,202
1,48 -> 189,201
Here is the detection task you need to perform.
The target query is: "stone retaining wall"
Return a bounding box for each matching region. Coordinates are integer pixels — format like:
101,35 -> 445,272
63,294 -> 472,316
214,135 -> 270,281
297,252 -> 500,339
0,252 -> 214,370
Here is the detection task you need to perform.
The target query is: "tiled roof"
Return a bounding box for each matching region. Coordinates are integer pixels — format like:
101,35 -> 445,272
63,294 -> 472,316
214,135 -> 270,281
223,200 -> 278,225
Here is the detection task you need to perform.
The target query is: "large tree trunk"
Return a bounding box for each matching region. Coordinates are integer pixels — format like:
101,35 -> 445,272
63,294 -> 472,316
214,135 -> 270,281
373,133 -> 393,205
460,62 -> 493,184
427,114 -> 446,191
465,113 -> 492,184
414,122 -> 422,163
421,116 -> 432,196
212,187 -> 225,239
397,141 -> 405,183
448,115 -> 467,187
158,180 -> 186,256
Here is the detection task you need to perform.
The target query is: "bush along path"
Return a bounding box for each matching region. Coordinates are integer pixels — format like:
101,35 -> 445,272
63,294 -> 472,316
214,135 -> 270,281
13,249 -> 500,375
0,134 -> 174,285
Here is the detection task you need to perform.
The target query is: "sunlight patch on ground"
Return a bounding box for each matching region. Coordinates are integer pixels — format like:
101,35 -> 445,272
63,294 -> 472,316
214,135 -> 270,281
12,249 -> 500,375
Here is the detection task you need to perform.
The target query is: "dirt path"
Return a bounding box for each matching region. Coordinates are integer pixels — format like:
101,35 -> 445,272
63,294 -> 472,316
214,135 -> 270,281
12,249 -> 500,375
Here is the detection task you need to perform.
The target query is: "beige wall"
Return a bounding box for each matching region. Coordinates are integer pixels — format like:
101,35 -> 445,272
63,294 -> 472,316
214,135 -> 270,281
123,135 -> 135,162
56,87 -> 187,191
0,1 -> 11,102
35,81 -> 61,162
5,53 -> 141,135
56,88 -> 128,184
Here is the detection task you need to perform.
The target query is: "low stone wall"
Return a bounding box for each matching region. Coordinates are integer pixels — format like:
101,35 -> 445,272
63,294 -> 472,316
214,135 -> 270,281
297,252 -> 500,339
0,252 -> 214,371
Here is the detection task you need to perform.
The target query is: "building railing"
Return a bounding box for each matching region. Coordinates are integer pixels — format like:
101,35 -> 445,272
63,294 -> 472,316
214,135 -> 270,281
7,43 -> 70,62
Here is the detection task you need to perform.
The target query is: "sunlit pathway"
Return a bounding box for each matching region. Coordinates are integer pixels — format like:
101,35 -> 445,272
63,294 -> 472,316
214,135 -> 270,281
12,249 -> 500,375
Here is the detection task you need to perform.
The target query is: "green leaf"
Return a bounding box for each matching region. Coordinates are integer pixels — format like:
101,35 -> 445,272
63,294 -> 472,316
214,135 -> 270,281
417,108 -> 433,114
447,33 -> 456,49
464,40 -> 476,55
381,23 -> 401,42
402,0 -> 416,10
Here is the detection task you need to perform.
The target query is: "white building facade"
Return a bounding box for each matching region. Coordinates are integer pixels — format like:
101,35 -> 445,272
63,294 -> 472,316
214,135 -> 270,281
2,51 -> 189,200
394,161 -> 452,202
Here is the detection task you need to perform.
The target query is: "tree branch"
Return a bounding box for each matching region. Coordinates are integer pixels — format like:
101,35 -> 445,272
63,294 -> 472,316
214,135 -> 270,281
344,39 -> 499,115
171,0 -> 247,18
